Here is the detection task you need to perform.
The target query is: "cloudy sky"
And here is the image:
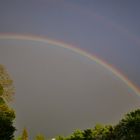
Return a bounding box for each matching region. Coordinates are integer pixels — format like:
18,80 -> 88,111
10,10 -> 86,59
0,0 -> 140,139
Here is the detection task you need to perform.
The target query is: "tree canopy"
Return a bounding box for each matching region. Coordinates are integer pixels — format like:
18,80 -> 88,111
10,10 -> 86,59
113,109 -> 140,140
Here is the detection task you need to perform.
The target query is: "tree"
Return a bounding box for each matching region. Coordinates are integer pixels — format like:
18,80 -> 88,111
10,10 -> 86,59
86,124 -> 112,140
114,109 -> 140,140
21,128 -> 28,140
0,65 -> 16,140
0,64 -> 14,103
0,104 -> 16,140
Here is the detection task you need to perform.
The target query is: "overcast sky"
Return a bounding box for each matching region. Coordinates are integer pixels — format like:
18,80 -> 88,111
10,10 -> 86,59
0,0 -> 140,87
0,0 -> 140,139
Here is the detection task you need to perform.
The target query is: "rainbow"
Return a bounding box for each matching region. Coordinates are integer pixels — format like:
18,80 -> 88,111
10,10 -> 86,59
0,33 -> 140,96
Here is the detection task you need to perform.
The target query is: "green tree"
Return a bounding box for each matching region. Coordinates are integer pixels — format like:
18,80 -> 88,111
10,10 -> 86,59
114,109 -> 140,140
0,104 -> 16,140
0,64 -> 15,103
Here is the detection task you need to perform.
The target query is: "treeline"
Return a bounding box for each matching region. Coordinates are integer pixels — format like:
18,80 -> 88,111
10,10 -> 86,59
16,109 -> 140,140
0,65 -> 140,140
54,109 -> 140,140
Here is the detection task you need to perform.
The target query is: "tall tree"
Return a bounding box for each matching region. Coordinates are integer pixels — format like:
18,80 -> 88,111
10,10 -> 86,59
0,64 -> 16,140
0,64 -> 14,103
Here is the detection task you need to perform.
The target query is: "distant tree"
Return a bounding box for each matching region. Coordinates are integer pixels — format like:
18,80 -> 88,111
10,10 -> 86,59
21,128 -> 28,140
0,64 -> 15,103
0,104 -> 16,140
113,109 -> 140,140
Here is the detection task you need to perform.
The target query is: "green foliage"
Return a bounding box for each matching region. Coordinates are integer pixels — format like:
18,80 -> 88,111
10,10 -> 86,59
113,109 -> 140,140
90,124 -> 115,140
83,128 -> 94,139
69,129 -> 84,140
0,104 -> 16,140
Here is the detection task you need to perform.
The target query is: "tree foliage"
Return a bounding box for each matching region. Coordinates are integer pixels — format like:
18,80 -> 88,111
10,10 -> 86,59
0,104 -> 16,140
0,64 -> 16,140
0,64 -> 15,103
113,109 -> 140,140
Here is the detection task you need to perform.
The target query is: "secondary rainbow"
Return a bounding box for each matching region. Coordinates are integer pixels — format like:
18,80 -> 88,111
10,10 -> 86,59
0,33 -> 140,97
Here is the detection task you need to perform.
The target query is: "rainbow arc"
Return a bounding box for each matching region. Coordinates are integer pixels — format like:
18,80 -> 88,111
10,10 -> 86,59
0,33 -> 140,97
